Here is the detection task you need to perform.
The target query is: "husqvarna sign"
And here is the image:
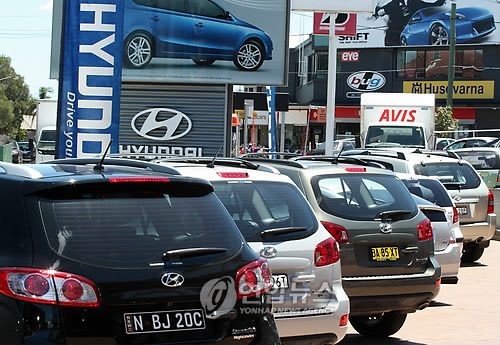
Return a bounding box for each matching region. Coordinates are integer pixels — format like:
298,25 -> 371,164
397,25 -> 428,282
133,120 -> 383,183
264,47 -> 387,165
57,1 -> 124,158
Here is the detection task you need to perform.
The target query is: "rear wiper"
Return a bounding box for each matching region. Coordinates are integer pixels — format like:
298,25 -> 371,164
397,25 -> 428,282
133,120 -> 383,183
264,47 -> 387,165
163,247 -> 227,261
377,210 -> 412,220
260,227 -> 308,237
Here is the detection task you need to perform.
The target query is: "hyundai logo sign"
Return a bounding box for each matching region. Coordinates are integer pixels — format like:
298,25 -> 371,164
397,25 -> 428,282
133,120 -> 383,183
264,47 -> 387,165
131,108 -> 192,141
161,272 -> 185,288
347,71 -> 386,91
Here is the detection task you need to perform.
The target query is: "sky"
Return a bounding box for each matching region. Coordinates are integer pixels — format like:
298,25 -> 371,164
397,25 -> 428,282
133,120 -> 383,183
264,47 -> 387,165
0,0 -> 314,99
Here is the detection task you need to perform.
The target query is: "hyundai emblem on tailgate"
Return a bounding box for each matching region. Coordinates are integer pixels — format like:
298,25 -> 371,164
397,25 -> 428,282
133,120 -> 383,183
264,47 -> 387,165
379,222 -> 393,234
260,246 -> 278,258
161,273 -> 184,287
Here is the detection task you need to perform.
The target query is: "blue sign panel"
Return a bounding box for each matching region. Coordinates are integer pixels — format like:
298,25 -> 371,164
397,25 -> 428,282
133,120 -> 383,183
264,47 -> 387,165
57,0 -> 124,158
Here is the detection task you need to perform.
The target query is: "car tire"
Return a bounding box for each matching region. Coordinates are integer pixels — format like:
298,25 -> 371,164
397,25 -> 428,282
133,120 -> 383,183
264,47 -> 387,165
124,32 -> 153,69
350,311 -> 407,337
461,243 -> 485,263
233,40 -> 264,71
192,57 -> 215,66
429,24 -> 449,45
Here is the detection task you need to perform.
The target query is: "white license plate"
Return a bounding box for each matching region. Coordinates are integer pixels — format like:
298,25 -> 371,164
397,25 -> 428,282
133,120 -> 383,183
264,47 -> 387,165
457,207 -> 468,215
271,274 -> 289,289
124,309 -> 205,334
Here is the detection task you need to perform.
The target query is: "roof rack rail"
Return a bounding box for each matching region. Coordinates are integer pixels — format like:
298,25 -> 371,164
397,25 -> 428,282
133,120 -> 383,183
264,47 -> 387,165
43,158 -> 181,175
241,157 -> 308,169
241,152 -> 303,159
0,162 -> 44,179
342,149 -> 407,160
293,156 -> 387,169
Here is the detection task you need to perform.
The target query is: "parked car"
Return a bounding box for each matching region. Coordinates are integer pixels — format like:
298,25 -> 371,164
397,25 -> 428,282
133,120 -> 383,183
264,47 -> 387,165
18,141 -> 35,163
151,157 -> 350,344
10,140 -> 21,164
342,149 -> 496,262
123,0 -> 273,71
306,139 -> 356,155
0,158 -> 280,344
400,5 -> 496,46
398,174 -> 463,284
444,137 -> 498,151
435,138 -> 455,151
242,156 -> 441,338
453,147 -> 500,189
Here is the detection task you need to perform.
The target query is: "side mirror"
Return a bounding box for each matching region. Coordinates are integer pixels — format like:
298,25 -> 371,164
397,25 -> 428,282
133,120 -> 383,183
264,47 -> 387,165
29,138 -> 34,151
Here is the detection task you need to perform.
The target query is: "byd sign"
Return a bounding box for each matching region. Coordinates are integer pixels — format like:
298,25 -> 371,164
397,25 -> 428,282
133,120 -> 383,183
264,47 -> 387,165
347,71 -> 385,91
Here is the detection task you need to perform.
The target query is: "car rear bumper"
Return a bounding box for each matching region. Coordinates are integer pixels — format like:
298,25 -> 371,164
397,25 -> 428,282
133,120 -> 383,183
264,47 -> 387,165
342,263 -> 441,315
460,214 -> 496,242
435,243 -> 461,282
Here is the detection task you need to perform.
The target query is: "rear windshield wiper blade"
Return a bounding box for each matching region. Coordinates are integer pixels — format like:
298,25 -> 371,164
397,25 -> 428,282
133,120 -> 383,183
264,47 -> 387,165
378,210 -> 413,220
163,247 -> 228,261
260,227 -> 308,237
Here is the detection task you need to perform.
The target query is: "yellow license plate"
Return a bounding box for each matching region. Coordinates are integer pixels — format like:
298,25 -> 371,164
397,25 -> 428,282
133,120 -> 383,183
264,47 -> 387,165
371,247 -> 400,261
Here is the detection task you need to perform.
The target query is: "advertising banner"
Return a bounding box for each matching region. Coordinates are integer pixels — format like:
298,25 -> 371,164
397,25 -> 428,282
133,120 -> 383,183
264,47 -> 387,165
121,0 -> 290,86
336,0 -> 500,48
58,0 -> 124,158
313,13 -> 357,36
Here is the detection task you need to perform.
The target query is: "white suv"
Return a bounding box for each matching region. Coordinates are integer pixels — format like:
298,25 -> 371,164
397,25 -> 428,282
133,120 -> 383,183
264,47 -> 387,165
343,149 -> 496,262
152,157 -> 350,344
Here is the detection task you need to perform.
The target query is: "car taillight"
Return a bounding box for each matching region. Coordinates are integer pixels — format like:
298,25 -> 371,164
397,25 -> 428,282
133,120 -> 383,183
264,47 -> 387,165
321,222 -> 349,244
339,314 -> 349,327
216,172 -> 249,178
0,268 -> 99,307
236,258 -> 272,299
488,190 -> 494,214
314,237 -> 340,267
417,218 -> 433,241
452,207 -> 460,224
109,177 -> 170,183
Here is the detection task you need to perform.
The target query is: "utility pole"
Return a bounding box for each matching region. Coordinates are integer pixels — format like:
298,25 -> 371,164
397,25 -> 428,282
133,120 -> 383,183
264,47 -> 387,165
447,2 -> 457,107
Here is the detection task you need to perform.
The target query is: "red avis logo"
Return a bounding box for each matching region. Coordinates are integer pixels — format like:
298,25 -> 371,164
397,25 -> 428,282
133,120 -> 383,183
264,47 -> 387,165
378,109 -> 416,122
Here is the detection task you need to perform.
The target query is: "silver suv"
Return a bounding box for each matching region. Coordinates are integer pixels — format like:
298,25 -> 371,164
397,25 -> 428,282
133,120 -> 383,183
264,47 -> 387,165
243,156 -> 441,338
343,149 -> 496,262
152,157 -> 350,344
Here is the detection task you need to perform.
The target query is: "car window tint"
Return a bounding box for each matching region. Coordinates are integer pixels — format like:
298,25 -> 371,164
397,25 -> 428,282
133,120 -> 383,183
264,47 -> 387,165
402,179 -> 453,207
456,151 -> 500,169
312,174 -> 418,221
40,192 -> 241,268
212,181 -> 317,242
187,0 -> 226,19
413,162 -> 481,189
155,0 -> 187,12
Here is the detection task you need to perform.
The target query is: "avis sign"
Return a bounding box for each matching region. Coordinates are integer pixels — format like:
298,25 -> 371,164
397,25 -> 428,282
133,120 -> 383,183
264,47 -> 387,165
58,1 -> 124,158
347,71 -> 385,91
378,109 -> 416,122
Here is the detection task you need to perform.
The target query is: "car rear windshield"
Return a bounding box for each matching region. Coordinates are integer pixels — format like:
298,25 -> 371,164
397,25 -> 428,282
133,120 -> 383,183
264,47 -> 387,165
39,184 -> 242,268
212,181 -> 317,242
413,162 -> 481,189
365,126 -> 425,148
311,174 -> 418,221
401,179 -> 453,208
455,151 -> 500,170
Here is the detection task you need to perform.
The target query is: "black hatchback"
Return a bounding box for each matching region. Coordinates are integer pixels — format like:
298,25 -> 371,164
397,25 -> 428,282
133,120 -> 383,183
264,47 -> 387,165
0,158 -> 279,344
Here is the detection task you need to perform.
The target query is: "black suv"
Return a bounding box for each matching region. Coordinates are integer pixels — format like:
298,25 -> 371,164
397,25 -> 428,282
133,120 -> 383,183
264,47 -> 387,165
0,158 -> 279,344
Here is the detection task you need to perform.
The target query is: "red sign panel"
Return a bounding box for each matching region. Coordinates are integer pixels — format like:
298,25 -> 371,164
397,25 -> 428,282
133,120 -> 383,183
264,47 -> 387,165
309,108 -> 327,123
313,13 -> 357,36
340,51 -> 360,62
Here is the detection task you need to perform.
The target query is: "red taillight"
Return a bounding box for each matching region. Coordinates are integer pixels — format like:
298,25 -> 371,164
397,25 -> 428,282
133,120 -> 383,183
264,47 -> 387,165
417,218 -> 433,241
0,268 -> 100,307
236,258 -> 272,299
488,190 -> 494,214
344,167 -> 366,172
321,222 -> 349,244
452,207 -> 460,224
314,237 -> 340,267
216,172 -> 249,178
109,177 -> 170,183
339,314 -> 349,327
436,278 -> 441,288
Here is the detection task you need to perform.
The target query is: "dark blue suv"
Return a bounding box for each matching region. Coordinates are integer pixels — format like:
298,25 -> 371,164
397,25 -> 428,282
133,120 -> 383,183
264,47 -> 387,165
123,0 -> 273,71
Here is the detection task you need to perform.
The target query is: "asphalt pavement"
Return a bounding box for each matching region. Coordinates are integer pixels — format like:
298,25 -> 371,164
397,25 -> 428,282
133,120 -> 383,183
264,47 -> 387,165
342,239 -> 500,345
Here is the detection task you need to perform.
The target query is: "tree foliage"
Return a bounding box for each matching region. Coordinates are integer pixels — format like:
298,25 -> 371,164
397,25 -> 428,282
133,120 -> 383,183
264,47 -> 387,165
435,105 -> 458,136
39,86 -> 54,99
0,55 -> 37,138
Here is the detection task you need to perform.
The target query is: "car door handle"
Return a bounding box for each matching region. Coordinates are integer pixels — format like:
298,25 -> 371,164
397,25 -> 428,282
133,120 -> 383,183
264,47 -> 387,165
151,15 -> 160,22
401,246 -> 419,254
195,22 -> 204,28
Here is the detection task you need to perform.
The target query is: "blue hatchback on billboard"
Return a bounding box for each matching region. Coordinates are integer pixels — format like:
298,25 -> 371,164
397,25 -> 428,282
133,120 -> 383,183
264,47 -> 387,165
123,0 -> 273,71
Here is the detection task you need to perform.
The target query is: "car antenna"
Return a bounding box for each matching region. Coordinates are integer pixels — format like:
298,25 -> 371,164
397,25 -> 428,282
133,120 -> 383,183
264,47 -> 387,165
206,145 -> 223,168
333,146 -> 345,164
94,139 -> 113,172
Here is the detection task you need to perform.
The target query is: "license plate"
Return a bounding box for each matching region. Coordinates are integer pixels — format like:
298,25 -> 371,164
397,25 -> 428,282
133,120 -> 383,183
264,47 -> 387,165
456,206 -> 468,216
271,274 -> 289,289
124,309 -> 205,334
371,247 -> 400,261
